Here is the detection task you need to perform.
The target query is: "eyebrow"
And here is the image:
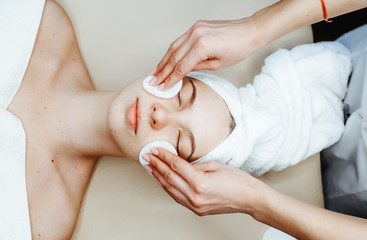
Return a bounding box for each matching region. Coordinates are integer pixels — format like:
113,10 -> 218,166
186,78 -> 197,161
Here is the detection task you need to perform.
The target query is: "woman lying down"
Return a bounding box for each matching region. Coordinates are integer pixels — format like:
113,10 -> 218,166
0,0 -> 351,239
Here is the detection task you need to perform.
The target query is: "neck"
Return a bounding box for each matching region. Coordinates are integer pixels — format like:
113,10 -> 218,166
54,89 -> 124,159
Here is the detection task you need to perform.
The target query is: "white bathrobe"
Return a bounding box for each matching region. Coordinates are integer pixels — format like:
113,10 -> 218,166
0,0 -> 45,239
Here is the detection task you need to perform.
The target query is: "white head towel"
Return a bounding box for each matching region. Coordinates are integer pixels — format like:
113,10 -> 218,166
190,42 -> 351,176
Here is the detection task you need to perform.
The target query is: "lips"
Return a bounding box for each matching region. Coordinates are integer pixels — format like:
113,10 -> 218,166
128,98 -> 139,134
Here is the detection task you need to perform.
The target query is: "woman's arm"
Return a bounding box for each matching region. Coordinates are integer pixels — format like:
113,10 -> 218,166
255,181 -> 367,240
253,0 -> 367,53
152,0 -> 367,90
144,149 -> 367,240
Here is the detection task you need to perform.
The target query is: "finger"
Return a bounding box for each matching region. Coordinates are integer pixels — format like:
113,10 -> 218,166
154,23 -> 209,87
148,153 -> 189,188
150,160 -> 200,211
149,164 -> 192,209
160,42 -> 209,90
150,148 -> 203,186
154,41 -> 195,88
153,50 -> 178,86
148,153 -> 201,202
152,33 -> 190,86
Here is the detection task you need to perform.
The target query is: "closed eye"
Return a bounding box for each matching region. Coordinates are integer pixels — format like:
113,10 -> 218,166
177,78 -> 195,109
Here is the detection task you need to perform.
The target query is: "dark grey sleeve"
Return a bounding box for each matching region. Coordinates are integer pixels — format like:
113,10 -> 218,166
321,24 -> 367,218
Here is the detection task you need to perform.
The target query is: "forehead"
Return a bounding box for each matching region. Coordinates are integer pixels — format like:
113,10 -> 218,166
187,77 -> 232,160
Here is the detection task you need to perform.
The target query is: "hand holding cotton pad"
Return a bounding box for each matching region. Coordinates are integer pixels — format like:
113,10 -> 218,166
143,75 -> 182,98
139,141 -> 178,169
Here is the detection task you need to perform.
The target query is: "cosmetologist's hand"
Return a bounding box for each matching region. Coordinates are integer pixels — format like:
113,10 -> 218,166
150,0 -> 367,91
143,148 -> 264,216
150,18 -> 262,91
143,148 -> 367,240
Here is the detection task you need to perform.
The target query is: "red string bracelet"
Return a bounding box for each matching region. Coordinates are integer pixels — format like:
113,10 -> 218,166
320,0 -> 332,23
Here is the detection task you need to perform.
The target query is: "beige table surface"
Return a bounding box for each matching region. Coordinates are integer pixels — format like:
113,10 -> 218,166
56,0 -> 322,239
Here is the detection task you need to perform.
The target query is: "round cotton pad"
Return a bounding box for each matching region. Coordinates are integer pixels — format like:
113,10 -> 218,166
139,141 -> 178,168
143,75 -> 183,98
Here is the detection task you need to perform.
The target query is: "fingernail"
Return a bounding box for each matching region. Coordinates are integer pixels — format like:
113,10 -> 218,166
158,83 -> 165,91
142,154 -> 151,163
145,165 -> 153,173
150,67 -> 157,75
149,76 -> 157,85
150,148 -> 159,155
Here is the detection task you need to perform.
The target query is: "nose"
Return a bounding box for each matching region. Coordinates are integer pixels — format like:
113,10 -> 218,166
150,103 -> 175,130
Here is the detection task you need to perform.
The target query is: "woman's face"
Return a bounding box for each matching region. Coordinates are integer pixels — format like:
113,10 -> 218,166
109,76 -> 233,162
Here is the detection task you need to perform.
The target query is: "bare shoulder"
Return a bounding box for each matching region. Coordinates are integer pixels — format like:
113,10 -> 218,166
43,0 -> 74,34
36,0 -> 77,58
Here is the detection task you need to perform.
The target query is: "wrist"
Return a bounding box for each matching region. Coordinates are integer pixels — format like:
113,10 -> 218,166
245,180 -> 277,222
236,17 -> 266,60
248,0 -> 313,49
250,1 -> 290,48
236,176 -> 270,218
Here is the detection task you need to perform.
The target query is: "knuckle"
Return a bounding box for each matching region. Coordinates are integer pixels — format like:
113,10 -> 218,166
188,194 -> 202,208
169,54 -> 179,66
193,19 -> 206,28
170,158 -> 180,171
193,181 -> 208,194
163,150 -> 174,162
168,42 -> 177,52
164,171 -> 174,183
194,208 -> 206,217
191,24 -> 206,38
175,63 -> 186,75
193,20 -> 202,26
196,37 -> 208,50
174,198 -> 182,205
165,185 -> 174,195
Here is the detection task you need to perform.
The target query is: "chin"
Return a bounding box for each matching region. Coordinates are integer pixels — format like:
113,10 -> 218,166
108,77 -> 145,160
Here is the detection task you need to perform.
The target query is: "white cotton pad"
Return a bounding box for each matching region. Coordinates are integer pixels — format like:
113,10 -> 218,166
142,75 -> 183,98
139,140 -> 177,167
